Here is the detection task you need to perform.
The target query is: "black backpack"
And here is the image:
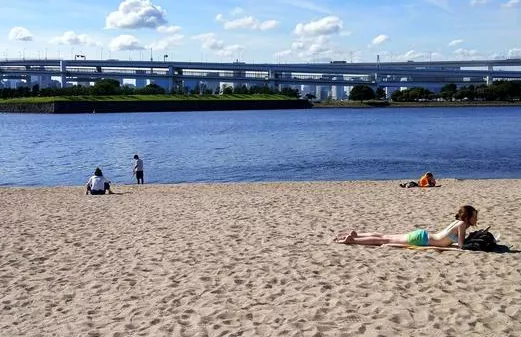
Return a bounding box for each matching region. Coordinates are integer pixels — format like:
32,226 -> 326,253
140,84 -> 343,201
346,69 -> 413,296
463,227 -> 497,252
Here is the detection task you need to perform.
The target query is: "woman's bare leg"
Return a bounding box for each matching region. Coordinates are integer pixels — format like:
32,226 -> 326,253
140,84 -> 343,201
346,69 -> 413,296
335,230 -> 384,239
336,234 -> 408,245
351,232 -> 384,238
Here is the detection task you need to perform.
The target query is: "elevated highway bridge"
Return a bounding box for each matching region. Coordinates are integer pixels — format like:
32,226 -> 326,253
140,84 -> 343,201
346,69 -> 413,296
1,58 -> 521,90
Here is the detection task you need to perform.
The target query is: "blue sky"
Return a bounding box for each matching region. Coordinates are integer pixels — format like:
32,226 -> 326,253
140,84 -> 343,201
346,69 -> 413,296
1,0 -> 520,63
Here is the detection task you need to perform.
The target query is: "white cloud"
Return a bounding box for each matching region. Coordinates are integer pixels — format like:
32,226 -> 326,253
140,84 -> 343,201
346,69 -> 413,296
156,25 -> 181,34
292,41 -> 306,50
50,31 -> 99,46
105,0 -> 167,29
192,33 -> 224,50
147,35 -> 184,50
290,35 -> 335,61
258,20 -> 278,31
224,16 -> 257,29
216,44 -> 244,58
403,50 -> 426,60
294,16 -> 342,37
284,16 -> 343,61
453,48 -> 480,59
109,34 -> 145,51
215,14 -> 224,22
274,50 -> 292,58
508,48 -> 521,58
192,33 -> 243,57
340,31 -> 352,37
501,0 -> 520,7
220,16 -> 278,30
371,34 -> 389,46
470,0 -> 489,5
448,39 -> 464,47
8,27 -> 33,41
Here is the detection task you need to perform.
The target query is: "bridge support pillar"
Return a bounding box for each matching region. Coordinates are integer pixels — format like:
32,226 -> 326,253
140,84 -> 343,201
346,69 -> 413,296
486,65 -> 493,85
168,66 -> 173,93
59,60 -> 66,88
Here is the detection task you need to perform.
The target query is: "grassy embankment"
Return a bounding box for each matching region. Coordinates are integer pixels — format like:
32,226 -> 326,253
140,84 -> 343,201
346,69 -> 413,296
0,94 -> 297,104
0,94 -> 309,113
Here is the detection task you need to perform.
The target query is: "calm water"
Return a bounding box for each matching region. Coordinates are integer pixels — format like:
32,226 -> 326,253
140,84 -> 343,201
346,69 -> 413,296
1,107 -> 521,187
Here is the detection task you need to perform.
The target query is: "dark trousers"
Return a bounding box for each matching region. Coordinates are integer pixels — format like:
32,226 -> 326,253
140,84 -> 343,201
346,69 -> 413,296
88,182 -> 111,195
136,171 -> 144,184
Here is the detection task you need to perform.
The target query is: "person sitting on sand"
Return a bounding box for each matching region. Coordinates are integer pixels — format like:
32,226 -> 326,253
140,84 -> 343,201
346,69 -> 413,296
419,172 -> 436,187
400,172 -> 437,188
334,205 -> 477,248
86,167 -> 114,195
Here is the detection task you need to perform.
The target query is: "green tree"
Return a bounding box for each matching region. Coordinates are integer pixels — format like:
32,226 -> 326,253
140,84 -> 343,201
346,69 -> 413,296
31,84 -> 40,97
137,83 -> 165,95
121,85 -> 136,95
222,85 -> 233,95
440,83 -> 457,101
281,87 -> 299,98
349,85 -> 375,102
375,87 -> 386,99
92,78 -> 121,95
390,90 -> 404,102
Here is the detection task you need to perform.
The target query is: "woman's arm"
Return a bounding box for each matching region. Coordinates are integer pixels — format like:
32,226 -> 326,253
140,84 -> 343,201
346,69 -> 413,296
457,222 -> 466,248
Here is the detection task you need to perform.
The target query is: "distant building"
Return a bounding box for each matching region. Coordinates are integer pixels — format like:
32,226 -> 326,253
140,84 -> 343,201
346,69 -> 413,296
316,85 -> 332,100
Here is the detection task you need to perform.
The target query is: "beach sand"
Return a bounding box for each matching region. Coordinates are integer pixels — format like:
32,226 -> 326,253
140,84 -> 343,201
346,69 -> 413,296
1,179 -> 520,336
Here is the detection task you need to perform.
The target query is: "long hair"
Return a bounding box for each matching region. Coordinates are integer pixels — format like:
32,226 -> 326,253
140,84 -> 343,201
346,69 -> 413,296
455,205 -> 477,222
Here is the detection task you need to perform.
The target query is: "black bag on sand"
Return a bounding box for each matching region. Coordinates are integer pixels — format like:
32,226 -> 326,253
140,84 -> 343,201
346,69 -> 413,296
399,181 -> 419,188
463,227 -> 497,252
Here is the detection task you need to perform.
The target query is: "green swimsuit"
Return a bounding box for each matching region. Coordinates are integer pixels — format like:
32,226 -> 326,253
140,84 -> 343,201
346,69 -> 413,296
407,229 -> 429,246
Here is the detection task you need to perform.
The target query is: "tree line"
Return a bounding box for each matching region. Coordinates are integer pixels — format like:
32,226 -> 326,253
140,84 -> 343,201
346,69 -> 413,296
349,81 -> 521,102
0,79 -> 300,99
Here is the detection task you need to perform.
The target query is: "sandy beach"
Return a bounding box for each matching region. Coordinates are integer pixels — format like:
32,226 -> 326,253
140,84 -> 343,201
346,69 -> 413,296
1,179 -> 520,336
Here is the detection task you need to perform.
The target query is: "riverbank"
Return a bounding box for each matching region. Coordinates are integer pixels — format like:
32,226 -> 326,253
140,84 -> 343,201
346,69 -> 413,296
1,180 -> 520,336
0,94 -> 311,113
313,100 -> 521,108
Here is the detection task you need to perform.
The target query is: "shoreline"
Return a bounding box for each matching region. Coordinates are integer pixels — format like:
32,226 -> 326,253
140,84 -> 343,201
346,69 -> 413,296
1,177 -> 519,189
312,101 -> 521,108
2,97 -> 521,113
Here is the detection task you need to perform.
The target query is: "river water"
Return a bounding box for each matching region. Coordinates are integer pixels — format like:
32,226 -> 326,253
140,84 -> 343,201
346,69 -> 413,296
1,107 -> 520,186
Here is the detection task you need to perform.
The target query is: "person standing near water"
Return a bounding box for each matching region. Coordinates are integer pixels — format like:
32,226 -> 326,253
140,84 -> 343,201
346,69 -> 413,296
133,154 -> 144,184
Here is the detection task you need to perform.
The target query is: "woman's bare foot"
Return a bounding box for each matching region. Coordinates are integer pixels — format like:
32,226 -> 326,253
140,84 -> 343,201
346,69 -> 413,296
335,230 -> 357,239
335,235 -> 355,244
334,234 -> 355,244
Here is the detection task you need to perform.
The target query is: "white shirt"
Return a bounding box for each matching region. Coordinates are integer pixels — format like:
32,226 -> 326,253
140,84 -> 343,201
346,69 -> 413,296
134,158 -> 144,172
87,175 -> 109,191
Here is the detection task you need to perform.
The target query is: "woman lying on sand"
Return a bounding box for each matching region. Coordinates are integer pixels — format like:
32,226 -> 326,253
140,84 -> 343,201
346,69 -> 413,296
334,205 -> 477,248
